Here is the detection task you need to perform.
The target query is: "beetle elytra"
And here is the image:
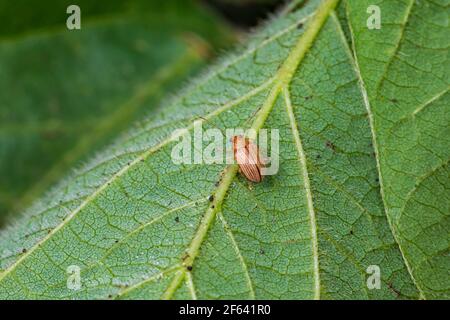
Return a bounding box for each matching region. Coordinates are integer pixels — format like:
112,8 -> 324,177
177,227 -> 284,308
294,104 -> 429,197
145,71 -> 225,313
231,135 -> 265,183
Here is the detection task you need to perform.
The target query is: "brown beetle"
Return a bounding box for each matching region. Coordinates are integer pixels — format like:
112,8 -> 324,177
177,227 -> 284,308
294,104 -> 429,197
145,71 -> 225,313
231,135 -> 264,183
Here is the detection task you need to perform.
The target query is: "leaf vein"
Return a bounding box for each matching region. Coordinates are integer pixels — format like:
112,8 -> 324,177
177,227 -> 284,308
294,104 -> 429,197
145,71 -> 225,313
339,8 -> 426,299
283,87 -> 320,300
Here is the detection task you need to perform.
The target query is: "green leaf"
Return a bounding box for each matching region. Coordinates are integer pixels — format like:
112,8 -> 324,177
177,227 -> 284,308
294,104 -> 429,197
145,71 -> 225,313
0,0 -> 447,299
0,0 -> 233,220
346,0 -> 449,299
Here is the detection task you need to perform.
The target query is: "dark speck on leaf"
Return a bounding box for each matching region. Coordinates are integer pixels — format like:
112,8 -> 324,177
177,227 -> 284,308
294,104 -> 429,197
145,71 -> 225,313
175,216 -> 179,223
350,230 -> 354,235
214,181 -> 220,187
22,248 -> 27,253
316,154 -> 321,159
297,23 -> 303,29
115,240 -> 119,243
186,265 -> 193,271
208,195 -> 214,202
305,95 -> 312,100
388,282 -> 401,296
259,249 -> 265,255
211,205 -> 215,209
390,98 -> 398,103
326,141 -> 336,151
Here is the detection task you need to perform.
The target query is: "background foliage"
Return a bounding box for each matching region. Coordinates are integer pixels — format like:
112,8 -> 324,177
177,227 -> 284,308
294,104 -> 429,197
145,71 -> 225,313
0,0 -> 236,220
0,0 -> 448,300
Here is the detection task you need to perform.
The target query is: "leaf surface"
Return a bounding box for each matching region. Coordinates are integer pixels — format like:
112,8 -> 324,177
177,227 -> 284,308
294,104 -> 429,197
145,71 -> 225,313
0,0 -> 448,299
346,0 -> 449,299
0,0 -> 232,220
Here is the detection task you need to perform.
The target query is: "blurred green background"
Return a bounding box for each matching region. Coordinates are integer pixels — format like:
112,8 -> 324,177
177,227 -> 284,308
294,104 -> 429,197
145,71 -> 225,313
0,0 -> 283,225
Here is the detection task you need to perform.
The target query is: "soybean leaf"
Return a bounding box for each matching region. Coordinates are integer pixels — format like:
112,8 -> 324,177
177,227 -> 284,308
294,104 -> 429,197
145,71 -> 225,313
346,0 -> 449,299
0,0 -> 448,300
0,0 -> 233,221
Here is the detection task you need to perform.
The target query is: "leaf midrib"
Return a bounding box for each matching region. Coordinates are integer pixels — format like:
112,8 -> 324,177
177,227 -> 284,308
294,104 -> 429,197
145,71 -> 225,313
4,12 -> 317,225
0,0 -> 340,298
159,0 -> 340,299
0,4 -> 310,279
0,77 -> 274,281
